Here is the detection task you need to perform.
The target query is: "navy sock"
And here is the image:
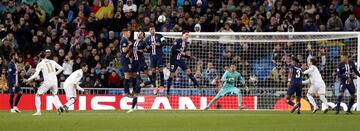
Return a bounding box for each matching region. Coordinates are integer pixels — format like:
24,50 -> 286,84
131,97 -> 138,109
286,100 -> 295,106
132,78 -> 138,93
348,97 -> 355,112
298,102 -> 301,108
167,78 -> 173,94
159,72 -> 164,86
9,94 -> 14,108
147,74 -> 154,87
144,81 -> 152,86
336,95 -> 343,111
14,94 -> 22,107
123,79 -> 130,94
151,73 -> 156,86
188,74 -> 199,87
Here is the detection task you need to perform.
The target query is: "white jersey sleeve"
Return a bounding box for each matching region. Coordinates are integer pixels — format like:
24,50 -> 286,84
27,62 -> 42,81
303,65 -> 314,75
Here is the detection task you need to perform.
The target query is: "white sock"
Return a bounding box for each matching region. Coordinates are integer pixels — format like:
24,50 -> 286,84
319,95 -> 329,109
306,93 -> 318,109
35,95 -> 41,113
65,98 -> 75,108
53,95 -> 62,109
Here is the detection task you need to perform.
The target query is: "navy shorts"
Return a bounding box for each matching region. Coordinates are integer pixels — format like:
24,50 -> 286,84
150,55 -> 163,68
132,59 -> 148,72
287,84 -> 302,98
340,83 -> 356,94
170,59 -> 188,72
8,83 -> 21,94
120,56 -> 132,72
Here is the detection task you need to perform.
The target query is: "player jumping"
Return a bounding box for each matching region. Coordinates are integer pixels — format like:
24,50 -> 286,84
61,63 -> 88,113
285,57 -> 302,114
302,58 -> 329,113
204,64 -> 246,110
127,32 -> 152,113
24,52 -> 64,116
167,31 -> 199,96
8,52 -> 22,113
120,29 -> 134,97
145,26 -> 166,95
335,53 -> 360,115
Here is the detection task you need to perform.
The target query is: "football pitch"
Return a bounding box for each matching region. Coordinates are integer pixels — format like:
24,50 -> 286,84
0,110 -> 359,131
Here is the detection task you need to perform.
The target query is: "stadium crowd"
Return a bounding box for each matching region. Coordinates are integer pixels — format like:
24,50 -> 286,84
0,0 -> 359,94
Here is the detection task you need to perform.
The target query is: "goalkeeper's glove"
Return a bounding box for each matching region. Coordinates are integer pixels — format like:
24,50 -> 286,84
228,78 -> 235,82
245,86 -> 250,93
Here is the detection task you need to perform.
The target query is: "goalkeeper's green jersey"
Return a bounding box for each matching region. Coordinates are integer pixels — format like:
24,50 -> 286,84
221,70 -> 245,88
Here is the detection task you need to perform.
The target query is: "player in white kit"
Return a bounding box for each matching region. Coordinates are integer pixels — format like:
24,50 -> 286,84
61,63 -> 88,112
302,58 -> 329,113
24,52 -> 64,116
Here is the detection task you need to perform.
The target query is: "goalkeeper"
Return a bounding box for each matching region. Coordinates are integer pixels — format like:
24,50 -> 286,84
205,64 -> 247,110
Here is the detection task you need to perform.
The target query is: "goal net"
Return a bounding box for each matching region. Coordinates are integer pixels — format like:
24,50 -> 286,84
133,32 -> 360,111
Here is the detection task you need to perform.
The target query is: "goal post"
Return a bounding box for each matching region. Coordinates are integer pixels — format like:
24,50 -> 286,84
133,31 -> 360,111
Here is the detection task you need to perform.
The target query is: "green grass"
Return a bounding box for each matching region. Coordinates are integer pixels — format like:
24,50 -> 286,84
0,110 -> 359,131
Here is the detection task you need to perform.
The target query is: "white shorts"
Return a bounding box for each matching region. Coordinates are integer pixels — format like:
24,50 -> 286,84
37,82 -> 58,95
64,82 -> 77,99
307,83 -> 326,94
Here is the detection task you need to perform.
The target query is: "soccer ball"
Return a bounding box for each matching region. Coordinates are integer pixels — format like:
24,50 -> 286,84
158,15 -> 166,23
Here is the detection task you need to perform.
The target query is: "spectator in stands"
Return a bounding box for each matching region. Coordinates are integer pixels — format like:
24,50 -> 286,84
355,0 -> 360,20
123,0 -> 137,13
62,56 -> 73,78
303,19 -> 318,32
344,14 -> 360,31
108,71 -> 121,88
269,62 -> 286,84
340,4 -> 353,23
95,0 -> 114,20
0,39 -> 12,61
83,76 -> 95,88
0,74 -> 7,94
0,57 -> 4,72
327,13 -> 344,31
249,74 -> 258,90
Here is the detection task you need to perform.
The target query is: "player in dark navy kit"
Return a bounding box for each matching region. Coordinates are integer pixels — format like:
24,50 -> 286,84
167,31 -> 199,96
127,32 -> 153,113
336,53 -> 360,115
285,57 -> 302,114
7,52 -> 22,113
119,29 -> 134,97
145,26 -> 166,95
131,32 -> 153,97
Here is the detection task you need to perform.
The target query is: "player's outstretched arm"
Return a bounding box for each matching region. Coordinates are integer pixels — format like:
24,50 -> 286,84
287,68 -> 293,87
236,73 -> 246,85
303,66 -> 314,75
26,64 -> 41,82
75,84 -> 85,92
220,71 -> 230,82
302,79 -> 310,85
159,35 -> 165,46
54,61 -> 64,75
351,61 -> 360,77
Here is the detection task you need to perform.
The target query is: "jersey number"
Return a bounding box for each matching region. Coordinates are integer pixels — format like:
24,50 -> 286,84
45,63 -> 55,73
295,70 -> 301,78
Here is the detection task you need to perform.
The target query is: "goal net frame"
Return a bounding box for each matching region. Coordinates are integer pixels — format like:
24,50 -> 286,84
133,31 -> 360,111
